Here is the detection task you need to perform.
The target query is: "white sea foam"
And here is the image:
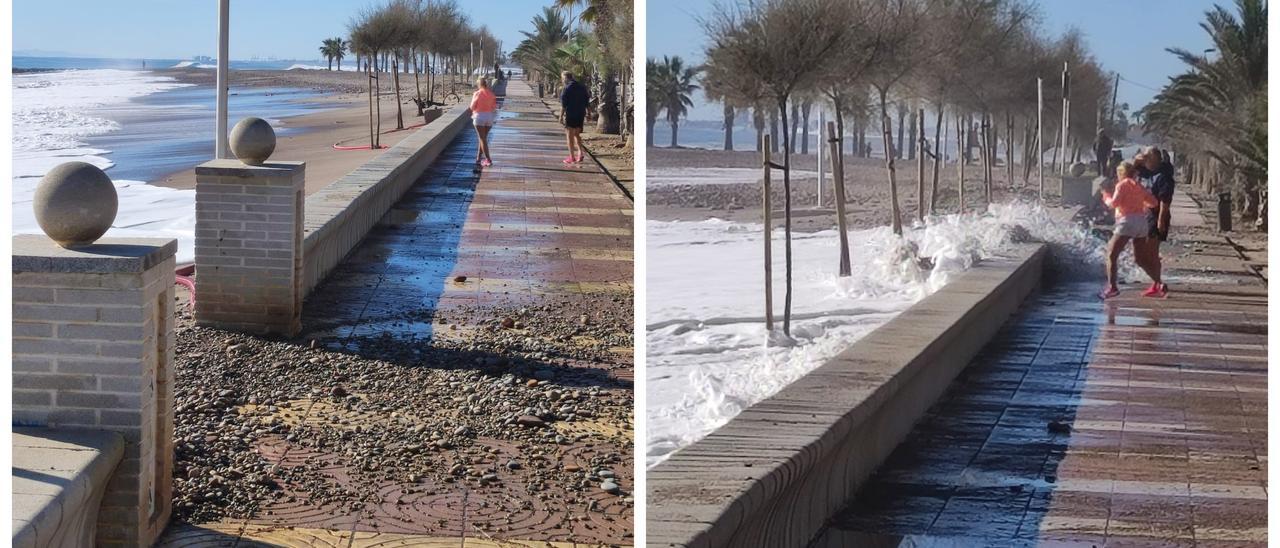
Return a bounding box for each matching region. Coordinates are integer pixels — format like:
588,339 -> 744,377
171,61 -> 215,69
646,199 -> 1138,468
12,69 -> 197,262
286,63 -> 358,72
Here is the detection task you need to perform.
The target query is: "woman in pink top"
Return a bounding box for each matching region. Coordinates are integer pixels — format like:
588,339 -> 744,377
470,77 -> 498,167
1099,161 -> 1159,299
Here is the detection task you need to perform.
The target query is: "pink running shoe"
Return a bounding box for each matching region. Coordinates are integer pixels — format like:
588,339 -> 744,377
1142,283 -> 1168,298
1099,286 -> 1120,300
563,156 -> 575,164
481,159 -> 492,167
574,153 -> 585,163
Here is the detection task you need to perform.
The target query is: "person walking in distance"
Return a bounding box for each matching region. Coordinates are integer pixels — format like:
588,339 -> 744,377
559,71 -> 590,164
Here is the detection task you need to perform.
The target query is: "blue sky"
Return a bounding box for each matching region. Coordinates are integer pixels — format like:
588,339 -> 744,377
648,0 -> 1222,119
14,0 -> 554,61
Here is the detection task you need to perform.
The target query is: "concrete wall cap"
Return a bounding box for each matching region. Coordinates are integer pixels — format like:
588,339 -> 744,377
13,235 -> 177,274
194,159 -> 304,178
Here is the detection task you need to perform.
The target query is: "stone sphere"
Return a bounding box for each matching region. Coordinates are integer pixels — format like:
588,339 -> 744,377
1069,162 -> 1088,177
229,117 -> 276,165
33,161 -> 118,248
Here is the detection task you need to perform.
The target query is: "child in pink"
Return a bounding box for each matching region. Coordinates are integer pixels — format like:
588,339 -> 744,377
1099,162 -> 1159,299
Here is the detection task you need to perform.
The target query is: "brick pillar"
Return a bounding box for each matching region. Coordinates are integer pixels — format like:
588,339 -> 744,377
12,235 -> 177,547
193,159 -> 304,336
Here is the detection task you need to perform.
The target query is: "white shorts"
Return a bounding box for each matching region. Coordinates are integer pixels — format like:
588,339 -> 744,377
472,111 -> 496,127
1115,214 -> 1148,238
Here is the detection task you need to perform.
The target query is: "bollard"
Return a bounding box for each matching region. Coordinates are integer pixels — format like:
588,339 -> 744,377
1217,192 -> 1233,232
538,82 -> 544,98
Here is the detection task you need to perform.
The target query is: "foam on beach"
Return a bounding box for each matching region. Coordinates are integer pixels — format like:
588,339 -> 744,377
12,69 -> 198,262
171,61 -> 215,69
646,198 -> 1137,468
286,63 -> 358,72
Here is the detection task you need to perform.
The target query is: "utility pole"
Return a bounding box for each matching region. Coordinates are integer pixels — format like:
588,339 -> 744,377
1109,72 -> 1120,126
215,0 -> 230,159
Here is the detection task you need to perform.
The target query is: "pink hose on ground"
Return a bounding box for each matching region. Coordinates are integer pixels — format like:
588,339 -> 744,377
175,263 -> 196,310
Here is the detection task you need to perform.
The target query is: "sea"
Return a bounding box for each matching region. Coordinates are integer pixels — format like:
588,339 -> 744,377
12,56 -> 341,262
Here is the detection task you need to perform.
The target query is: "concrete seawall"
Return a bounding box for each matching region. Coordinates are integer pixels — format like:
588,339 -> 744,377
648,244 -> 1048,547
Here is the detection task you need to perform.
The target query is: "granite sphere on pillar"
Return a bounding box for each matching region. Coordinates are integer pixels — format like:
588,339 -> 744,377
33,161 -> 118,248
229,117 -> 276,166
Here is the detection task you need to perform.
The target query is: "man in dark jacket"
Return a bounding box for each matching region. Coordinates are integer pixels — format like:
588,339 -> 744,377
1133,147 -> 1175,297
559,71 -> 590,164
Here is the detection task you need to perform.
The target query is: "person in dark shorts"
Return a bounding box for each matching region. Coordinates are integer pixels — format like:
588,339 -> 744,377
1133,147 -> 1175,297
559,71 -> 590,164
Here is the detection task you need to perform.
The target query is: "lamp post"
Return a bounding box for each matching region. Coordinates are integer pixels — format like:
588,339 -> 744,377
215,0 -> 230,159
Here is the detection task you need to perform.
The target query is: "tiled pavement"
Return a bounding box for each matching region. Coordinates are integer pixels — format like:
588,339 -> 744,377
161,81 -> 634,546
819,275 -> 1266,547
301,80 -> 633,347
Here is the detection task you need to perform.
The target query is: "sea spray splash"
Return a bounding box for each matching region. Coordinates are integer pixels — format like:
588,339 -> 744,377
646,200 -> 1132,468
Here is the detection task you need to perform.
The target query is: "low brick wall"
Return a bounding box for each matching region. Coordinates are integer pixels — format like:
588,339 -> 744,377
648,244 -> 1047,548
300,101 -> 474,296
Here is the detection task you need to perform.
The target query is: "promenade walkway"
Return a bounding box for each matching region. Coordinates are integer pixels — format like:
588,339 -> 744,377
301,81 -> 633,350
819,216 -> 1266,545
160,81 -> 634,546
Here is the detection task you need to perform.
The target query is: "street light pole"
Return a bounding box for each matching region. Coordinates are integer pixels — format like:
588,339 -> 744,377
215,0 -> 230,159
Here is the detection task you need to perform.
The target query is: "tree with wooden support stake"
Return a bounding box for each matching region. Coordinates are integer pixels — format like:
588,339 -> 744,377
762,135 -> 775,330
826,121 -> 851,277
702,0 -> 853,336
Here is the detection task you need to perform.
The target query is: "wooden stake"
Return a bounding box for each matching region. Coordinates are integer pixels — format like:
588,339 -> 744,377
1060,62 -> 1071,175
879,93 -> 903,235
930,104 -> 943,215
1037,77 -> 1044,202
827,121 -> 851,277
956,114 -> 966,213
762,135 -> 774,330
916,108 -> 926,222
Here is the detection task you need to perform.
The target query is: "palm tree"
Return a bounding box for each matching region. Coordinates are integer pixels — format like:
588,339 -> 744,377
320,38 -> 345,70
554,0 -> 626,134
645,58 -> 663,147
513,7 -> 573,94
702,59 -> 738,151
1144,0 -> 1266,220
653,56 -> 699,148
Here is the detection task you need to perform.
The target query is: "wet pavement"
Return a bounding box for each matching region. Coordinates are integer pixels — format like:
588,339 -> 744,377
818,276 -> 1267,547
160,81 -> 634,547
301,81 -> 632,348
